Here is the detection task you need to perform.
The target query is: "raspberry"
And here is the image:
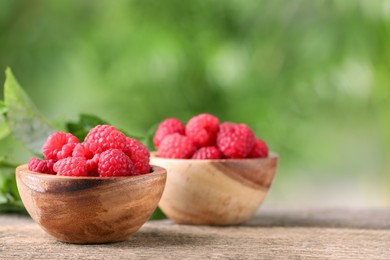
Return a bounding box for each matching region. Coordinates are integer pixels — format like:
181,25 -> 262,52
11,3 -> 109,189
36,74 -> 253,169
45,160 -> 56,174
54,157 -> 88,177
98,149 -> 136,177
28,158 -> 56,174
248,138 -> 269,158
192,146 -> 222,159
124,138 -> 151,174
72,142 -> 102,172
158,133 -> 197,159
57,143 -> 77,160
153,118 -> 185,149
84,125 -> 126,152
185,113 -> 220,147
217,123 -> 256,158
219,121 -> 236,130
43,132 -> 79,161
72,142 -> 101,158
86,153 -> 100,174
28,158 -> 47,173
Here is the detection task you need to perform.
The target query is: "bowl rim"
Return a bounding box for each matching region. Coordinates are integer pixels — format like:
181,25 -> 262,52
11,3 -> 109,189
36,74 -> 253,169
150,151 -> 279,162
16,164 -> 166,180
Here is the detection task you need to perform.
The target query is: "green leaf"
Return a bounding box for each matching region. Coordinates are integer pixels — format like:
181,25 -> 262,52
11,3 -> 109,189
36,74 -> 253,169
66,114 -> 109,134
0,201 -> 27,214
0,101 -> 11,140
148,207 -> 166,220
66,114 -> 109,140
66,114 -> 109,141
66,113 -> 144,141
0,168 -> 26,214
0,101 -> 8,114
4,68 -> 57,154
0,194 -> 6,204
0,114 -> 10,141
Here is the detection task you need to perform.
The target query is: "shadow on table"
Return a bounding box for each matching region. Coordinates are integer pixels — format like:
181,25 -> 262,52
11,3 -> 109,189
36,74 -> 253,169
107,228 -> 216,248
244,208 -> 390,230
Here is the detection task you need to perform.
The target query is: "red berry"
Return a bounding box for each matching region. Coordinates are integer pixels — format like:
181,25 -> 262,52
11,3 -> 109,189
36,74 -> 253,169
98,149 -> 136,177
54,157 -> 88,177
219,121 -> 236,130
248,139 -> 269,158
84,125 -> 126,152
158,133 -> 197,159
28,158 -> 56,174
28,158 -> 47,173
57,143 -> 78,160
85,153 -> 100,174
72,142 -> 102,173
192,146 -> 222,159
43,132 -> 79,161
185,113 -> 220,147
124,138 -> 151,174
217,122 -> 256,158
72,142 -> 101,159
45,160 -> 56,174
153,118 -> 185,149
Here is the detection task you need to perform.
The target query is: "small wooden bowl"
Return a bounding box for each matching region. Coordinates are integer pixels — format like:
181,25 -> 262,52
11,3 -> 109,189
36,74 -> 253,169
16,165 -> 166,244
150,153 -> 278,225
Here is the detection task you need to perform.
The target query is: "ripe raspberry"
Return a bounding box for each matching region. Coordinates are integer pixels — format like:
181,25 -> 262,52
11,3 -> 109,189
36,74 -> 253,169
185,113 -> 220,147
86,154 -> 100,176
217,122 -> 256,159
28,158 -> 56,175
192,146 -> 222,159
43,132 -> 79,161
45,160 -> 56,174
72,142 -> 102,172
72,142 -> 101,158
54,157 -> 88,177
158,133 -> 197,159
84,125 -> 126,152
57,143 -> 78,160
98,149 -> 136,177
28,158 -> 47,173
153,118 -> 185,149
124,138 -> 151,174
248,138 -> 269,158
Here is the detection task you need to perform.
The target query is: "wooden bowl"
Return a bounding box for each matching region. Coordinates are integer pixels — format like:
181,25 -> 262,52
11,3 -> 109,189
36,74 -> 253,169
16,164 -> 166,244
150,153 -> 278,225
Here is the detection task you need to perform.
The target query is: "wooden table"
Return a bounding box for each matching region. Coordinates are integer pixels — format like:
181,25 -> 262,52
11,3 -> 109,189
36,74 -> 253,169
1,207 -> 389,259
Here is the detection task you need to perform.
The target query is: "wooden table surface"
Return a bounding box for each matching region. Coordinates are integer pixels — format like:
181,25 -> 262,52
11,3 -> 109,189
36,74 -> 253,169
1,207 -> 389,259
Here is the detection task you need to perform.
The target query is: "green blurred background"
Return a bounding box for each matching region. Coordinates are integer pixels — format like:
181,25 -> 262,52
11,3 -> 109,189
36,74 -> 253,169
0,0 -> 389,207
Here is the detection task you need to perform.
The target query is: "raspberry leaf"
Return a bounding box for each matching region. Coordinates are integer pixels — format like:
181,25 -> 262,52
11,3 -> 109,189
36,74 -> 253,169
0,158 -> 26,214
148,207 -> 166,220
66,113 -> 144,141
66,114 -> 110,140
4,68 -> 57,154
0,101 -> 10,140
0,101 -> 8,114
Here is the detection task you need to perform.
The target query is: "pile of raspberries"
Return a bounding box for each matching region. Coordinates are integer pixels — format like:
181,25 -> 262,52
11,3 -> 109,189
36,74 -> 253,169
28,125 -> 150,177
154,113 -> 268,159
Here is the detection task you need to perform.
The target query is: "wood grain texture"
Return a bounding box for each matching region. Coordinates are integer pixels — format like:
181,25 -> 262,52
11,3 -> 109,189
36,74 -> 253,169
1,207 -> 389,259
150,154 -> 278,225
16,165 -> 167,244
